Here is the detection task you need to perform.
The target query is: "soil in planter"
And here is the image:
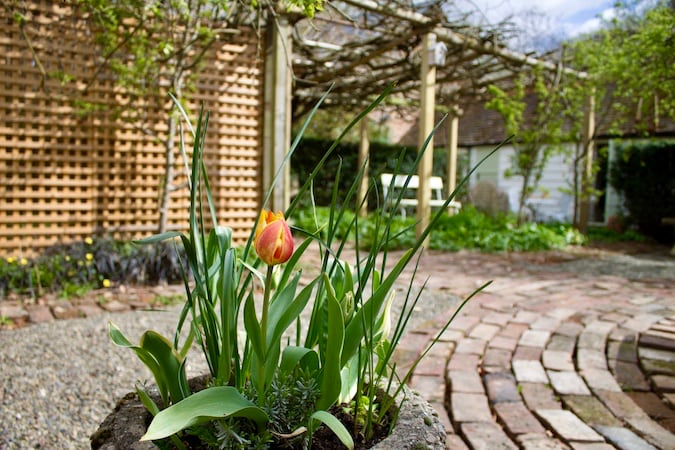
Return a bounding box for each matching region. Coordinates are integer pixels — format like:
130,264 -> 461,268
309,404 -> 391,450
93,375 -> 395,450
161,403 -> 392,449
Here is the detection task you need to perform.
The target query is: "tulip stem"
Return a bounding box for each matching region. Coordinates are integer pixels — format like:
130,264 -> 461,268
257,264 -> 274,403
261,264 -> 274,353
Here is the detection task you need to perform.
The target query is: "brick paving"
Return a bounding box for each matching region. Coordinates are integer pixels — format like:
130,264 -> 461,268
397,250 -> 675,450
2,245 -> 674,449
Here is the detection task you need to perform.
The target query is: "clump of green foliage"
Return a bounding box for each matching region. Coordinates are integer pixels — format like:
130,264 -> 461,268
294,205 -> 586,252
587,226 -> 647,244
610,140 -> 675,243
0,237 -> 185,300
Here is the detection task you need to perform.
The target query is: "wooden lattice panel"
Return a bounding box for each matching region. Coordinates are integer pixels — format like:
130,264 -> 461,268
0,1 -> 264,256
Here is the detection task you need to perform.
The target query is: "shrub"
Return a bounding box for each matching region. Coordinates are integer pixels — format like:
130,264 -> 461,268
0,237 -> 186,300
610,140 -> 675,243
293,206 -> 585,252
291,137 -> 469,208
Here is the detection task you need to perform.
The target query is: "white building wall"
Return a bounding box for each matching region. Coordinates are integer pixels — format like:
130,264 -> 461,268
467,144 -> 576,222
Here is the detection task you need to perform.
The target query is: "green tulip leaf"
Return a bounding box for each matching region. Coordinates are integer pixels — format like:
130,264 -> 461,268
310,410 -> 354,450
141,386 -> 268,441
280,346 -> 319,376
316,284 -> 344,410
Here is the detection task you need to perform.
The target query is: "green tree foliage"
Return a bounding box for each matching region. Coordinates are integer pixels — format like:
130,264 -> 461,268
486,68 -> 575,223
568,1 -> 675,133
610,140 -> 675,243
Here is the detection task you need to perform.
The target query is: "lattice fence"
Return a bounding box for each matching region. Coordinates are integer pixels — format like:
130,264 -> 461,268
1,1 -> 264,257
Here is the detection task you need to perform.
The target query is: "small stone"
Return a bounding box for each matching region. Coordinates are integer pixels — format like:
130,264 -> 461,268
548,371 -> 591,396
531,317 -> 561,332
577,332 -> 607,351
26,304 -> 54,323
581,369 -> 622,392
513,345 -> 543,361
409,375 -> 445,403
519,330 -> 551,348
609,360 -> 651,391
469,323 -> 501,340
51,303 -> 81,320
547,334 -> 577,352
623,416 -> 675,450
607,340 -> 638,362
460,421 -> 518,449
594,390 -> 646,420
454,337 -> 487,355
517,433 -> 569,450
447,370 -> 484,394
513,360 -> 548,384
638,347 -> 675,363
594,426 -> 657,450
100,300 -> 130,313
639,333 -> 675,352
651,375 -> 675,392
450,393 -> 492,422
485,372 -> 520,403
482,347 -> 512,372
563,395 -> 621,427
576,348 -> 607,370
535,409 -> 604,442
77,303 -> 102,318
0,304 -> 28,321
494,402 -> 546,436
447,353 -> 480,371
543,350 -> 575,371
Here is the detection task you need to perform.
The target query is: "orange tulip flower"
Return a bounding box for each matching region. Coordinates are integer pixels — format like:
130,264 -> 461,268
254,209 -> 294,265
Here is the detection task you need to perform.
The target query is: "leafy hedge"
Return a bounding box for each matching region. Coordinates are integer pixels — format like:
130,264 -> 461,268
290,137 -> 466,208
610,140 -> 675,243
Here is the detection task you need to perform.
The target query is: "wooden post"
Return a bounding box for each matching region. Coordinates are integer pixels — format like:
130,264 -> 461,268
262,15 -> 292,213
358,116 -> 370,217
578,93 -> 595,233
446,112 -> 459,200
416,33 -> 436,243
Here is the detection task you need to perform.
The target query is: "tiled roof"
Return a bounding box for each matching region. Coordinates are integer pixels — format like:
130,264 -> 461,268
396,93 -> 675,148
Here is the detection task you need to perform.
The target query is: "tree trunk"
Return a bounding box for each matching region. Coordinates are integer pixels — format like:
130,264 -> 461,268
516,172 -> 531,225
158,111 -> 178,234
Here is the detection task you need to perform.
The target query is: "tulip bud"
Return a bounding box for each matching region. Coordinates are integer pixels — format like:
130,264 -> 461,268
254,209 -> 294,266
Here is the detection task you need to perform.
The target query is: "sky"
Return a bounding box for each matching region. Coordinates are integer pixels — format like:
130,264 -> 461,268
456,0 -> 617,38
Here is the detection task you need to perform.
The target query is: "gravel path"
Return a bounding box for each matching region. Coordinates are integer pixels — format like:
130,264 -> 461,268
0,247 -> 673,449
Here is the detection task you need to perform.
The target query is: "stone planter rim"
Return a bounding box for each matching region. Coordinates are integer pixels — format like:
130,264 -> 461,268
91,378 -> 446,449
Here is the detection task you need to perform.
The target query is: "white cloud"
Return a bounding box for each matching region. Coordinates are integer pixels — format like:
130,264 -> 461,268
456,0 -> 615,37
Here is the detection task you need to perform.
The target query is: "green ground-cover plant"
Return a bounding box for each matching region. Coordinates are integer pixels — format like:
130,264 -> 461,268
587,226 -> 647,244
0,238 -> 186,300
294,205 -> 585,253
109,90 -> 495,449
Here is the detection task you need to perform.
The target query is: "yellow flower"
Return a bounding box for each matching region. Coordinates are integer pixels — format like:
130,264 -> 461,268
6,257 -> 16,264
102,279 -> 111,288
65,255 -> 71,262
19,258 -> 28,266
254,209 -> 294,266
84,237 -> 94,245
85,253 -> 94,261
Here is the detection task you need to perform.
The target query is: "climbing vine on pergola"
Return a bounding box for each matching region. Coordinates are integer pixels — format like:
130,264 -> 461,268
268,0 -> 592,233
